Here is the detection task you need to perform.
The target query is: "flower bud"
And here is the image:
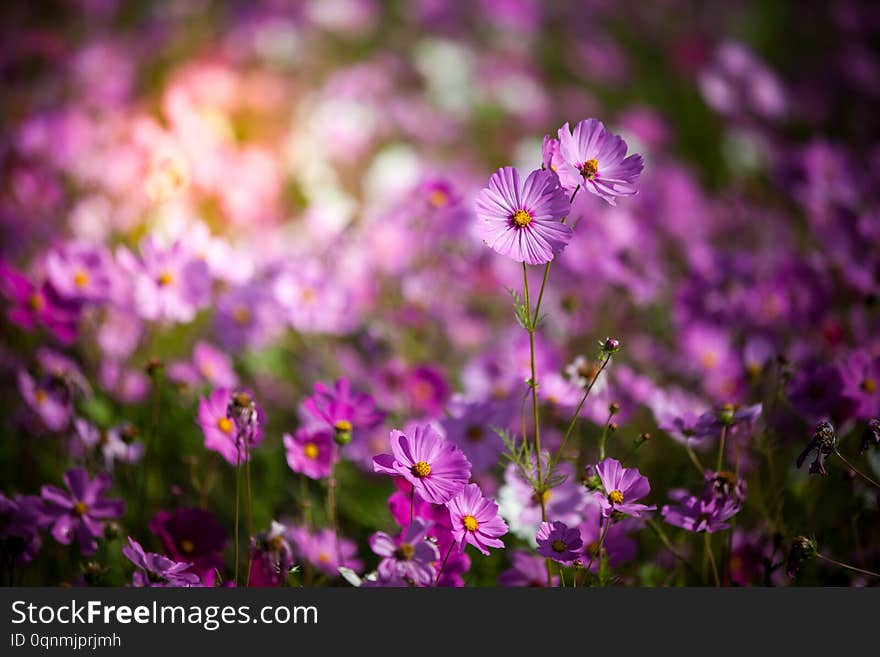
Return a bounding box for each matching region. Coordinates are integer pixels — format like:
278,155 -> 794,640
786,536 -> 817,579
600,337 -> 620,354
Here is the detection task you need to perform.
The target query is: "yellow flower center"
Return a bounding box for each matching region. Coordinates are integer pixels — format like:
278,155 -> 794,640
34,389 -> 47,405
428,189 -> 449,208
217,417 -> 233,434
608,489 -> 624,505
157,271 -> 174,287
73,501 -> 88,516
861,378 -> 877,394
268,535 -> 284,552
394,543 -> 415,560
700,351 -> 718,369
73,270 -> 89,288
411,461 -> 431,478
334,419 -> 353,433
303,442 -> 319,459
511,209 -> 532,227
180,539 -> 195,554
551,539 -> 568,553
232,305 -> 250,324
462,515 -> 479,532
580,158 -> 599,179
28,292 -> 44,311
318,552 -> 331,564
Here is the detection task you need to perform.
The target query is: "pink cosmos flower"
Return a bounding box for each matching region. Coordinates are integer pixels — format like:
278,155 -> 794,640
116,238 -> 211,323
0,261 -> 80,344
448,483 -> 508,555
198,388 -> 264,465
369,518 -> 440,587
44,242 -> 114,303
557,119 -> 644,205
301,377 -> 385,445
287,526 -> 362,578
593,458 -> 656,519
373,425 -> 471,504
284,427 -> 338,480
475,166 -> 572,265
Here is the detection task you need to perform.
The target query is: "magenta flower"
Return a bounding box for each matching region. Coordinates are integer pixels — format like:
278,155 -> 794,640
0,260 -> 80,344
557,119 -> 644,204
593,458 -> 656,518
840,349 -> 880,420
149,508 -> 226,586
284,427 -> 338,480
122,537 -> 202,587
536,520 -> 583,564
0,493 -> 43,566
287,526 -> 363,578
74,418 -> 144,470
373,425 -> 471,504
248,521 -> 295,587
447,483 -> 508,555
369,518 -> 440,587
168,341 -> 238,389
39,468 -> 124,555
474,166 -> 572,265
499,550 -> 558,587
301,377 -> 385,445
198,388 -> 263,465
44,242 -> 114,303
661,490 -> 740,533
18,369 -> 73,432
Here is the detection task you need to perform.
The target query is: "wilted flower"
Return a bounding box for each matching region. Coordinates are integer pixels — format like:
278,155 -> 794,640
796,420 -> 838,476
786,536 -> 817,579
122,537 -> 202,587
860,419 -> 880,454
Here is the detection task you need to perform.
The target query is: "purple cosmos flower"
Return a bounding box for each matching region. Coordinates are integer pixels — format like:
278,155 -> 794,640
40,468 -> 124,555
284,427 -> 338,480
373,424 -> 471,504
402,364 -> 450,418
150,508 -> 226,586
18,369 -> 72,432
197,388 -> 264,465
442,399 -> 512,474
0,260 -> 80,344
168,341 -> 238,389
116,238 -> 211,323
474,166 -> 572,265
369,518 -> 440,587
448,483 -> 508,555
214,282 -> 284,352
536,521 -> 583,564
44,242 -> 114,303
661,489 -> 740,533
557,119 -> 644,204
578,502 -> 639,571
0,493 -> 43,566
498,550 -> 559,587
593,458 -> 656,518
74,419 -> 144,470
249,521 -> 295,587
287,526 -> 363,578
840,349 -> 880,420
301,377 -> 385,446
122,537 -> 202,587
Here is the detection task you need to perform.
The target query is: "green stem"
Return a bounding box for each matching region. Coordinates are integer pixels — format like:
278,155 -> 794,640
551,354 -> 611,471
834,451 -> 880,489
585,515 -> 612,581
598,410 -> 614,461
685,443 -> 705,474
815,553 -> 880,579
434,542 -> 455,586
704,532 -> 720,586
234,441 -> 241,587
244,437 -> 253,587
646,518 -> 700,579
716,425 -> 727,472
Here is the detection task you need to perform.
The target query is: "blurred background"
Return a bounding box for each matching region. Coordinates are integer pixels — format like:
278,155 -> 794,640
0,0 -> 878,586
